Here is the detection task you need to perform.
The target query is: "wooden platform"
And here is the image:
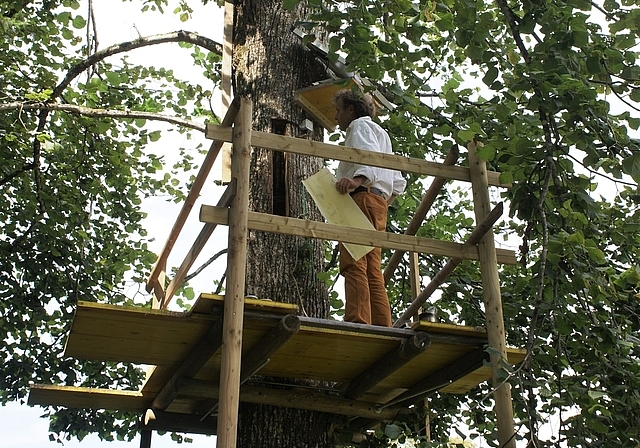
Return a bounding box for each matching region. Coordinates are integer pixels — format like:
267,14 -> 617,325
29,294 -> 525,433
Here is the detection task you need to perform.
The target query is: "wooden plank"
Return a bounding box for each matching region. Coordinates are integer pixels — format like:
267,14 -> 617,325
199,205 -> 518,265
65,302 -> 213,365
140,409 -> 218,435
219,1 -> 234,183
180,380 -> 412,420
65,333 -> 197,366
411,321 -> 488,338
28,384 -> 148,411
152,316 -> 225,411
468,141 -> 515,448
68,302 -> 212,342
191,293 -> 299,315
441,347 -> 526,394
409,251 -> 421,321
217,97 -> 252,448
161,180 -> 236,309
178,380 -> 412,421
196,314 -> 301,417
377,346 -> 489,410
146,97 -> 241,294
294,90 -> 336,131
344,332 -> 430,400
239,314 -> 300,382
205,125 -> 509,187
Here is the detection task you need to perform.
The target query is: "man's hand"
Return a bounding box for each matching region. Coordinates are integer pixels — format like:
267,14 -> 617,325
336,176 -> 366,195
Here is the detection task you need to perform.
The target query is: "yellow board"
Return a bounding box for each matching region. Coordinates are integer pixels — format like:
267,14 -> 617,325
303,167 -> 375,260
28,384 -> 147,411
32,296 -> 526,416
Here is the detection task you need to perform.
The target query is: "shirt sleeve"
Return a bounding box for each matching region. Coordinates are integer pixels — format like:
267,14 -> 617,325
392,170 -> 406,196
346,121 -> 382,186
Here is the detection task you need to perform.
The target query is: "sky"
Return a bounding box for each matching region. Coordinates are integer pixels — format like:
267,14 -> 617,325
1,1 -> 224,446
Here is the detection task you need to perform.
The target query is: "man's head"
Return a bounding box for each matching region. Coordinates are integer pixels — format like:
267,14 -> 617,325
333,89 -> 376,130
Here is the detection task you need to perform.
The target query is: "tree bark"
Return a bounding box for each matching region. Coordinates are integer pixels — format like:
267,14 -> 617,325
231,0 -> 335,446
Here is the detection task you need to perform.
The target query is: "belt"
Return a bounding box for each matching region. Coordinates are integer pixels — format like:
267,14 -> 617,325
350,185 -> 386,199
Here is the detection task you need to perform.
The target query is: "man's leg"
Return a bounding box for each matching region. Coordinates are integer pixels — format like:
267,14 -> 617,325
359,193 -> 392,327
366,246 -> 392,327
340,243 -> 371,324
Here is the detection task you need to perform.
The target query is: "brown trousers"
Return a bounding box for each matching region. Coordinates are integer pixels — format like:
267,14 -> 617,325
339,191 -> 391,327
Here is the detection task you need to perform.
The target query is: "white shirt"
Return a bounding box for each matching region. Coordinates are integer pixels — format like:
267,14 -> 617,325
336,116 -> 406,199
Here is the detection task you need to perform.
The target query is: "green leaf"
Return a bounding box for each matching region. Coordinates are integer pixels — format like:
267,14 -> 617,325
457,128 -> 476,142
476,144 -> 496,161
588,390 -> 607,400
71,15 -> 86,29
482,65 -> 498,87
377,40 -> 395,55
622,152 -> 640,177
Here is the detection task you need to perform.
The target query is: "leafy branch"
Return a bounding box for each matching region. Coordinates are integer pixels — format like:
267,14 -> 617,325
0,102 -> 206,132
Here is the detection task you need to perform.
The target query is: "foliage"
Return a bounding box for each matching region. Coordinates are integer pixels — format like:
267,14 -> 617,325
300,0 -> 640,446
0,0 -> 221,441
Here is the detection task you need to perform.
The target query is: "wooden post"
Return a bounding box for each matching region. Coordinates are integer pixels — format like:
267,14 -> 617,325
467,141 -> 516,448
139,429 -> 152,448
220,1 -> 233,183
409,252 -> 421,322
216,98 -> 252,448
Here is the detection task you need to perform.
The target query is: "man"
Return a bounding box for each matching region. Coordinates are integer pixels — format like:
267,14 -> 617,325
333,89 -> 406,327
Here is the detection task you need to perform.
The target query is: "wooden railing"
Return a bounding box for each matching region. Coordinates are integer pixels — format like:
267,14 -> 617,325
144,97 -> 517,448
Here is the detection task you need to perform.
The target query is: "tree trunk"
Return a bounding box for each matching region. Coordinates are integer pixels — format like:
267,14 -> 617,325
232,1 -> 336,446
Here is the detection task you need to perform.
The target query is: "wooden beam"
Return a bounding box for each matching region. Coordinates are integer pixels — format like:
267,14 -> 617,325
146,97 -> 241,293
389,346 -> 488,409
298,316 -> 487,346
240,314 -> 300,382
179,380 -> 413,421
28,384 -> 147,411
217,97 -> 252,448
205,125 -> 509,187
347,346 -> 489,432
468,141 -> 516,448
409,251 -> 421,322
160,180 -> 236,309
393,202 -> 506,328
199,205 -> 518,265
343,332 -> 430,400
152,315 -> 225,411
384,145 -> 459,284
220,0 -> 233,183
139,430 -> 152,448
140,409 -> 217,435
196,314 -> 301,416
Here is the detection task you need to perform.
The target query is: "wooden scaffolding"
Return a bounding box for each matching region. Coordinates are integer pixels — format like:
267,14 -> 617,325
28,96 -> 522,448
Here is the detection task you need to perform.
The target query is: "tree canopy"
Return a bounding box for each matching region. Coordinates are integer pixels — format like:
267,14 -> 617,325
1,0 -> 639,446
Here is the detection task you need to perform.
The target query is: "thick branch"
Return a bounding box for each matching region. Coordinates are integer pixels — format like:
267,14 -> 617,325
23,31 -> 222,216
51,31 -> 223,100
0,102 -> 206,132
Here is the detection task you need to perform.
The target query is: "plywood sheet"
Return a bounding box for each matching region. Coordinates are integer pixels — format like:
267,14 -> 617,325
191,293 -> 298,315
303,167 -> 375,260
36,297 -> 525,414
